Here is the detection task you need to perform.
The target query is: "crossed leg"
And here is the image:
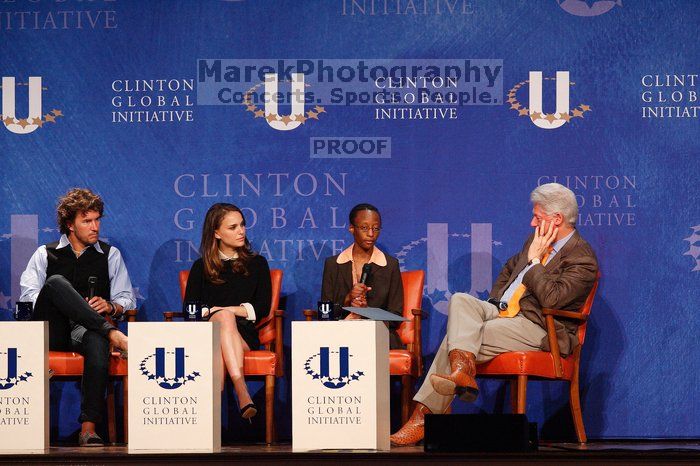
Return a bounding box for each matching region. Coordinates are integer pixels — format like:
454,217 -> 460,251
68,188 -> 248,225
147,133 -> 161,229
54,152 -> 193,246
208,311 -> 253,409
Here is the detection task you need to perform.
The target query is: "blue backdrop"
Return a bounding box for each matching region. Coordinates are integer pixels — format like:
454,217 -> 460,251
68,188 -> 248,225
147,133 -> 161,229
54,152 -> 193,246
1,0 -> 698,441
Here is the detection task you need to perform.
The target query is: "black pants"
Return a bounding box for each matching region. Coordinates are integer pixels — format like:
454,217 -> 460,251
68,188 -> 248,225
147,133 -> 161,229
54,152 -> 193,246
31,275 -> 116,424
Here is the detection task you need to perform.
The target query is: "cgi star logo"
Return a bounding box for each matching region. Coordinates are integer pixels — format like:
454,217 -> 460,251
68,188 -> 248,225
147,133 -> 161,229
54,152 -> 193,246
1,77 -> 64,135
557,0 -> 622,17
304,347 -> 364,389
508,71 -> 592,130
684,225 -> 700,272
243,74 -> 326,131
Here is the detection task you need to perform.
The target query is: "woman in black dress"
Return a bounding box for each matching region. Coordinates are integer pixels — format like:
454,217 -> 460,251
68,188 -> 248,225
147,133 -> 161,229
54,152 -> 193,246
184,203 -> 271,420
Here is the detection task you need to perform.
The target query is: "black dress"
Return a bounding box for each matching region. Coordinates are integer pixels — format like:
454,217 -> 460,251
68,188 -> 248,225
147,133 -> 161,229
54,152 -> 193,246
184,255 -> 271,349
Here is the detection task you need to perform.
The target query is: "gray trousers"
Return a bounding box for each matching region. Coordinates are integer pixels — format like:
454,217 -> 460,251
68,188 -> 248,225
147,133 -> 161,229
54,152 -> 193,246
414,292 -> 546,414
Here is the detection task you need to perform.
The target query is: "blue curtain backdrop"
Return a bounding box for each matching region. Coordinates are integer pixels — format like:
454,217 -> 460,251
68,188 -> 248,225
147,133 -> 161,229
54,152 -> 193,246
1,0 -> 698,441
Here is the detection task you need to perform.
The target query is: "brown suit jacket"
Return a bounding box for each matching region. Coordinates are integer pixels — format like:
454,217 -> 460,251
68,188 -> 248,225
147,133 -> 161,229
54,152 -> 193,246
489,230 -> 598,357
321,253 -> 404,348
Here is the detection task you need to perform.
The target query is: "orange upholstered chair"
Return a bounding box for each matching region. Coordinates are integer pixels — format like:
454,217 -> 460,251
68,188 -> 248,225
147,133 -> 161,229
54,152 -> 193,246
304,270 -> 425,423
48,309 -> 137,444
163,269 -> 284,444
476,273 -> 600,443
392,270 -> 425,422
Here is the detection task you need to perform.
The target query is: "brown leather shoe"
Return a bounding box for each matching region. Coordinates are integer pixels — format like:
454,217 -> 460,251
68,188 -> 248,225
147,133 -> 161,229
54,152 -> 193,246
390,402 -> 432,446
429,349 -> 479,401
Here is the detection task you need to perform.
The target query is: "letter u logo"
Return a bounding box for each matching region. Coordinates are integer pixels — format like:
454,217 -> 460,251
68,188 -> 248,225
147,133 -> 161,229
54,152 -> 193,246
155,347 -> 185,390
263,73 -> 305,131
304,346 -> 364,389
528,71 -> 570,130
0,348 -> 18,390
319,347 -> 349,389
2,77 -> 43,135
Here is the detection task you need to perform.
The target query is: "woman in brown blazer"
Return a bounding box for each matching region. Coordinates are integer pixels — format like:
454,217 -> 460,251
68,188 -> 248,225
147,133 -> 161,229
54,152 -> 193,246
320,203 -> 404,349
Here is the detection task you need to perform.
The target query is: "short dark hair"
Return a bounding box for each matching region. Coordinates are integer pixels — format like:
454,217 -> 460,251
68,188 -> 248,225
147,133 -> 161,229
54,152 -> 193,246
349,203 -> 381,225
56,188 -> 104,235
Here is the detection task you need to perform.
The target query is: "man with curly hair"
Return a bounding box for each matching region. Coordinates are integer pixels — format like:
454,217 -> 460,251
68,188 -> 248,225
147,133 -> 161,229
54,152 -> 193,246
19,188 -> 134,447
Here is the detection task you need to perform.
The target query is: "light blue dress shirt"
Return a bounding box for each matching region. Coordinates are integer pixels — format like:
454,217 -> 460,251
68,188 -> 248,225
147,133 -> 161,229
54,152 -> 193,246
19,234 -> 136,313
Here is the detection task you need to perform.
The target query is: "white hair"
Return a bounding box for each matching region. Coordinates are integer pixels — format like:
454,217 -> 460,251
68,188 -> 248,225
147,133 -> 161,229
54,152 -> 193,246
530,183 -> 578,226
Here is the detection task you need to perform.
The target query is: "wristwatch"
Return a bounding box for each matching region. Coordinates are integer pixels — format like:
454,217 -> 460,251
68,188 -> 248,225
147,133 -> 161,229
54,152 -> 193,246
529,258 -> 541,266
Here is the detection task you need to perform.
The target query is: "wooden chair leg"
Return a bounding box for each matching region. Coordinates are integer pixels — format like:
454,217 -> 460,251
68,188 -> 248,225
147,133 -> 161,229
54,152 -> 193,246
569,378 -> 587,443
123,376 -> 129,444
271,398 -> 278,444
510,379 -> 518,414
106,380 -> 116,444
515,375 -> 527,414
400,375 -> 413,424
265,375 -> 275,445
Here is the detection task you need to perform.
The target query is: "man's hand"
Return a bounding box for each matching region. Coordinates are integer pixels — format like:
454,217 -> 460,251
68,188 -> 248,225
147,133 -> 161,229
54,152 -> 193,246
344,312 -> 362,320
347,283 -> 371,307
87,296 -> 112,315
527,219 -> 559,262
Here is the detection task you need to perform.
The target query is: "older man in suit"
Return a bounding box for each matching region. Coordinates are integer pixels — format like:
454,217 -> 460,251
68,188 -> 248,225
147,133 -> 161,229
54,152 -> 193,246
390,182 -> 599,446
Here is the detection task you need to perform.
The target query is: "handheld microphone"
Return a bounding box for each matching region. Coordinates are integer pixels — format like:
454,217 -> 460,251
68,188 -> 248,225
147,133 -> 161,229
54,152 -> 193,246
88,276 -> 97,300
359,264 -> 372,285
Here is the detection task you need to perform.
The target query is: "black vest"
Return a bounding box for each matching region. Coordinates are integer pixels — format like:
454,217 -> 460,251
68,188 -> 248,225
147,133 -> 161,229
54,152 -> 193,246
45,240 -> 111,300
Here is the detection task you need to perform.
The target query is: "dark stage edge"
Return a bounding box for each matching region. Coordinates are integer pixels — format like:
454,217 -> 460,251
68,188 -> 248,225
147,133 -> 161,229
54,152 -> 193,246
1,442 -> 699,465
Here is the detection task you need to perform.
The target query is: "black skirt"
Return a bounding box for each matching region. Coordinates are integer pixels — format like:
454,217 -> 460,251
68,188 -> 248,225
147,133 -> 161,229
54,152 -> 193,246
204,309 -> 260,350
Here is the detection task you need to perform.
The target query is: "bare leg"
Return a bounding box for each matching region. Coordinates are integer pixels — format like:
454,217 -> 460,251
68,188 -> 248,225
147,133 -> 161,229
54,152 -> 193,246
81,421 -> 96,435
209,312 -> 252,408
107,329 -> 128,352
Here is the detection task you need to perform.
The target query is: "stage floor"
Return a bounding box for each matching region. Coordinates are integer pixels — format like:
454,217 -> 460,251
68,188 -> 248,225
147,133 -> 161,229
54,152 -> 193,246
1,441 -> 699,465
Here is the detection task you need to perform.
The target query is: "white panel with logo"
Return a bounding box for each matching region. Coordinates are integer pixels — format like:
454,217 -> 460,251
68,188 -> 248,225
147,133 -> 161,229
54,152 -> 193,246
292,321 -> 390,451
128,322 -> 222,453
0,322 -> 48,453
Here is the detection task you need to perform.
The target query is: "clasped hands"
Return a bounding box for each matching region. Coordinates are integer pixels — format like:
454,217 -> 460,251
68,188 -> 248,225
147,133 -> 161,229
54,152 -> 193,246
345,283 -> 372,320
208,305 -> 248,318
527,219 -> 559,262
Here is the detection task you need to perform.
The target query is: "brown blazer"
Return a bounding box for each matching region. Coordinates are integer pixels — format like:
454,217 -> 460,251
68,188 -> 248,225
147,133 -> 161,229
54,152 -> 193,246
321,253 -> 404,348
489,230 -> 598,357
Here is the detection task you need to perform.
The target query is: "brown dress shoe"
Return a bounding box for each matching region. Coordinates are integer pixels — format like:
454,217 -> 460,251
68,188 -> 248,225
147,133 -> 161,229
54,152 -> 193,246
429,349 -> 479,401
390,402 -> 432,446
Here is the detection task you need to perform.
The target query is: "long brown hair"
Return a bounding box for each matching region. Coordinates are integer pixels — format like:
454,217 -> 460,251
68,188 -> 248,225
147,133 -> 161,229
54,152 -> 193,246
200,203 -> 254,284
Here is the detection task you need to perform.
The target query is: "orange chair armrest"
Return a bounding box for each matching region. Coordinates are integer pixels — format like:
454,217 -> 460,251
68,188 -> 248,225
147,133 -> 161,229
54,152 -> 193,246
256,310 -> 282,330
124,309 -> 138,322
542,308 -> 587,321
255,310 -> 284,329
256,313 -> 274,330
545,315 -> 564,378
303,309 -> 317,321
163,311 -> 183,322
